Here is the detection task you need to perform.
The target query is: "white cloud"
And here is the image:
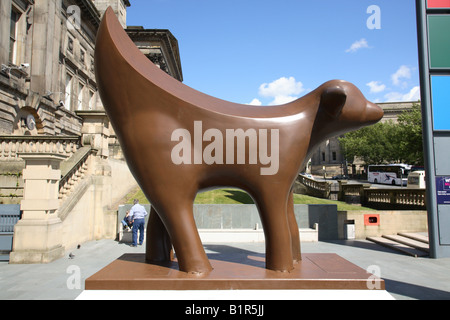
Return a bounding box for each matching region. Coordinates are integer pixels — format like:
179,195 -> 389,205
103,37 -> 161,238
248,98 -> 262,106
367,81 -> 386,93
402,86 -> 421,101
391,65 -> 412,87
384,92 -> 403,102
259,77 -> 304,98
258,77 -> 305,105
270,95 -> 299,105
346,38 -> 370,53
384,86 -> 420,102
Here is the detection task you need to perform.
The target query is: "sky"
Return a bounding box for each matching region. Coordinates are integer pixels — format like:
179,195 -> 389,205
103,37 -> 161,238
127,0 -> 420,106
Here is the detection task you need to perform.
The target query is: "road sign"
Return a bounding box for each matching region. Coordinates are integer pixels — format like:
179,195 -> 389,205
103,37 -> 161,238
417,0 -> 450,257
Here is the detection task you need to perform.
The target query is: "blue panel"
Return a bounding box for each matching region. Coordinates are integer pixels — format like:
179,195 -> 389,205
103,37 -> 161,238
431,76 -> 450,131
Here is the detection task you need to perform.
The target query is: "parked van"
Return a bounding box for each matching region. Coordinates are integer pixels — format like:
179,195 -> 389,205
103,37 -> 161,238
407,170 -> 426,189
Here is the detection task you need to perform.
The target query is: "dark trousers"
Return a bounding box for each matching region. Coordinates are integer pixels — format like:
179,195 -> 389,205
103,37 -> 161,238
132,218 -> 145,246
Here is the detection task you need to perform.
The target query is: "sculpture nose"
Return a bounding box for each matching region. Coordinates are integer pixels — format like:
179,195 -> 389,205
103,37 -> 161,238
366,102 -> 384,123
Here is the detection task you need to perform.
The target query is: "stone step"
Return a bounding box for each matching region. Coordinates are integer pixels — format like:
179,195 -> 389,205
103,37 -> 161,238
367,236 -> 429,258
382,234 -> 429,253
398,232 -> 429,244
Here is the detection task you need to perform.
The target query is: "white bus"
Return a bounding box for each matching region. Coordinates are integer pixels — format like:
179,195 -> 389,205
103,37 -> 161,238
368,164 -> 411,186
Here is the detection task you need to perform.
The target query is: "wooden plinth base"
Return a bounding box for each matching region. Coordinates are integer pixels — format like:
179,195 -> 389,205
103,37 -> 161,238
85,253 -> 384,291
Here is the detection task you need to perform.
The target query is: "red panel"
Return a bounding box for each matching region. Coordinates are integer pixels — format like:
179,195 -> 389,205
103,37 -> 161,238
364,214 -> 380,226
428,0 -> 450,8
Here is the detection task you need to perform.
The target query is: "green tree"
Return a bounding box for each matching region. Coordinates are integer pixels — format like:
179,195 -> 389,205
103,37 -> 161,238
339,121 -> 400,165
397,103 -> 424,165
339,103 -> 424,166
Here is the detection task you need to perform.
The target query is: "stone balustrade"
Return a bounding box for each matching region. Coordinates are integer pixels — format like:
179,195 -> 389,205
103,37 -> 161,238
367,188 -> 426,208
297,175 -> 331,199
0,135 -> 88,205
58,146 -> 92,202
297,176 -> 427,210
365,189 -> 391,204
0,135 -> 80,161
341,183 -> 426,210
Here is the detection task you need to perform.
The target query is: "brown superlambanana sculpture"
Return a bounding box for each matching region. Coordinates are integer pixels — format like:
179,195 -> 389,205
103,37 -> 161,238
95,8 -> 383,274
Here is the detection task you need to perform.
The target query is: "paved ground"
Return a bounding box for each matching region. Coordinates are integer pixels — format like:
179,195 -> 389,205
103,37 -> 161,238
1,239 -> 449,300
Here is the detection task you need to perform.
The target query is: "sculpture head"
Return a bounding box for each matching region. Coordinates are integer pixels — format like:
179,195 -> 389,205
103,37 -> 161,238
309,80 -> 384,148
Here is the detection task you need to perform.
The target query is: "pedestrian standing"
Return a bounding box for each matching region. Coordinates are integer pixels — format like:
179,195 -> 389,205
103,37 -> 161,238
129,199 -> 148,247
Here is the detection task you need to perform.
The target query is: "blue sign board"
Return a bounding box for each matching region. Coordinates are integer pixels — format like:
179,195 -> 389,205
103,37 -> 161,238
431,76 -> 450,131
417,0 -> 450,257
436,177 -> 450,204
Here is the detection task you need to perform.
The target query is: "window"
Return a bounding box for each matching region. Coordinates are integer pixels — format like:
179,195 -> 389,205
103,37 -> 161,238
332,152 -> 337,161
322,152 -> 326,162
67,36 -> 74,54
89,91 -> 95,110
77,83 -> 85,110
65,74 -> 73,110
9,9 -> 20,64
80,48 -> 85,64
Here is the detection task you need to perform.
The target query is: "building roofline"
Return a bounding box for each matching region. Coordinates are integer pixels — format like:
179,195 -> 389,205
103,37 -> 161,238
376,100 -> 420,106
126,28 -> 183,82
73,0 -> 101,27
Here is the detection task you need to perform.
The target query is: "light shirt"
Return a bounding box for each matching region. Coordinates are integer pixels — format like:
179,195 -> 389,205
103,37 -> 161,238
129,204 -> 148,220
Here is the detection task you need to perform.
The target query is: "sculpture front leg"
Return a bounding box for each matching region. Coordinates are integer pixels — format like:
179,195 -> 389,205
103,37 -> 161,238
254,186 -> 294,272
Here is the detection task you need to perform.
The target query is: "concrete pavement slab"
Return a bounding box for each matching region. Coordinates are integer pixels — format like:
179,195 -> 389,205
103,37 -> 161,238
0,239 -> 449,300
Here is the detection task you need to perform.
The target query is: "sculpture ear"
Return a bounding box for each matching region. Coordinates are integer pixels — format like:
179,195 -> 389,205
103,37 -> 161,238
320,86 -> 347,118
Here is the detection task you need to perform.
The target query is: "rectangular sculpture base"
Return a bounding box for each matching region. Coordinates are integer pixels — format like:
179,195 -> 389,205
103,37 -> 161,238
76,289 -> 394,300
85,253 -> 384,291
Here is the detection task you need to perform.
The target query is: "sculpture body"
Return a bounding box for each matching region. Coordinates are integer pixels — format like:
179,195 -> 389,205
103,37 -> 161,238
95,8 -> 383,274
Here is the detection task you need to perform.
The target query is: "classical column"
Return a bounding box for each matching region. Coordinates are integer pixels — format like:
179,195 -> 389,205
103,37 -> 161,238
9,153 -> 68,264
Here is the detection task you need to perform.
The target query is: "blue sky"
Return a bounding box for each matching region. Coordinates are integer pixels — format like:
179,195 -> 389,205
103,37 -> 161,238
127,0 -> 420,105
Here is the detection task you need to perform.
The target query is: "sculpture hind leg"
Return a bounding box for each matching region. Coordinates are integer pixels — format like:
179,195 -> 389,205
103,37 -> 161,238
146,206 -> 173,263
288,190 -> 302,262
153,199 -> 212,274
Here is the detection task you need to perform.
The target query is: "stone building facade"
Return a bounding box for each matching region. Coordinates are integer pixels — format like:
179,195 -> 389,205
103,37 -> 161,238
0,0 -> 184,263
1,0 -> 116,137
0,0 -> 182,136
0,0 -> 183,201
